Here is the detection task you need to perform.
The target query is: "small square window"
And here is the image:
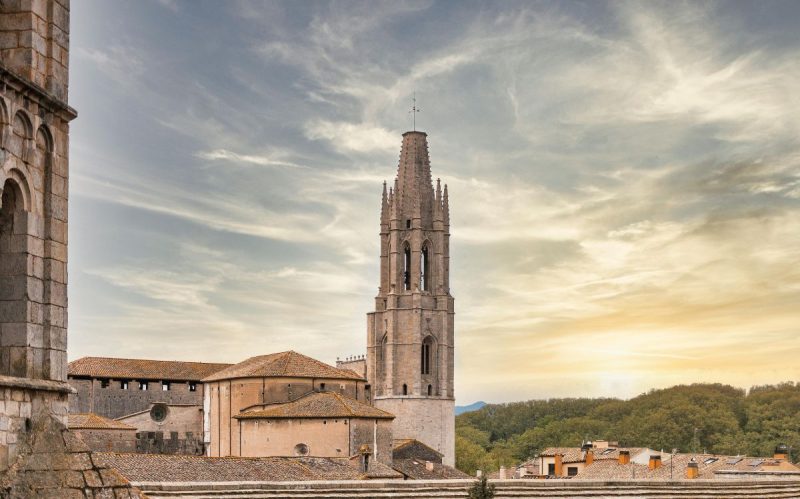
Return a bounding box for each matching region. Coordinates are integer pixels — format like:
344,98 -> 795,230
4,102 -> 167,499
406,219 -> 411,229
139,381 -> 148,391
162,382 -> 170,391
189,382 -> 197,392
121,380 -> 129,390
100,379 -> 109,388
320,383 -> 326,391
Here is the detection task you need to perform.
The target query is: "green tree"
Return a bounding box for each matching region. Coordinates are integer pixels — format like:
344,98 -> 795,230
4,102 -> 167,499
468,475 -> 495,499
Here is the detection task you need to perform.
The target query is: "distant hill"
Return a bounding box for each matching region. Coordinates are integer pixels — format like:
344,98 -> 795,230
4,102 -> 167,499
455,401 -> 486,415
454,382 -> 800,475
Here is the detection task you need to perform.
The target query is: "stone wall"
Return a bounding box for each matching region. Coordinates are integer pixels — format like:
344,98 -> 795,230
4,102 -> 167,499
206,376 -> 365,457
117,403 -> 204,455
69,376 -> 205,419
0,378 -> 144,497
349,418 -> 392,466
136,430 -> 203,456
375,396 -> 454,466
239,418 -> 350,458
71,428 -> 136,453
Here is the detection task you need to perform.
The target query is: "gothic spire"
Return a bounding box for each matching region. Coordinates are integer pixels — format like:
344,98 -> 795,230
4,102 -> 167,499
394,131 -> 435,225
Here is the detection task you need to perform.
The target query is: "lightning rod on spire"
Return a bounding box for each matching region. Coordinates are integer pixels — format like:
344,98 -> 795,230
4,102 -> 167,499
409,92 -> 421,131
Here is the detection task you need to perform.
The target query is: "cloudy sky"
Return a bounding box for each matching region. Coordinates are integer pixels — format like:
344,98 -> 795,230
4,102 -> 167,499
68,0 -> 800,404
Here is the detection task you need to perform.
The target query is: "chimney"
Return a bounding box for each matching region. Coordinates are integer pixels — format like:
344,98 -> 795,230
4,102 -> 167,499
499,466 -> 506,479
775,444 -> 790,460
426,461 -> 434,471
618,450 -> 630,465
585,449 -> 594,466
476,470 -> 482,477
648,455 -> 662,470
554,454 -> 563,477
686,459 -> 699,479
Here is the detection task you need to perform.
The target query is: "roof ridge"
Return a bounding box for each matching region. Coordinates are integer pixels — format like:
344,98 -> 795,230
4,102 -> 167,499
70,356 -> 232,365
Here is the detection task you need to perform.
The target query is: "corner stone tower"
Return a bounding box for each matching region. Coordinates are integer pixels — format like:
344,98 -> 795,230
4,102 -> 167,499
366,131 -> 455,466
0,0 -> 75,469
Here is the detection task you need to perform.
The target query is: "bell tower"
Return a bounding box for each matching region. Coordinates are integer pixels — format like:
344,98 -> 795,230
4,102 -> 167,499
366,131 -> 455,466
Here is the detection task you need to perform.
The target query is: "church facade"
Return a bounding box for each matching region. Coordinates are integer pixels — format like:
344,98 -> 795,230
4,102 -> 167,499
366,131 -> 456,466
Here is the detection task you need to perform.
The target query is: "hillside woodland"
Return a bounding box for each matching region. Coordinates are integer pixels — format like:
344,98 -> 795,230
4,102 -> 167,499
455,383 -> 800,475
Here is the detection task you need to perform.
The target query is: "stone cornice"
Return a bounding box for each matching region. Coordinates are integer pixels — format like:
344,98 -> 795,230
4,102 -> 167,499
0,63 -> 78,122
0,375 -> 75,394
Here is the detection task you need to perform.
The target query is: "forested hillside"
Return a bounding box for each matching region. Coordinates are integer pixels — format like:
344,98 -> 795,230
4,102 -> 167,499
455,383 -> 800,475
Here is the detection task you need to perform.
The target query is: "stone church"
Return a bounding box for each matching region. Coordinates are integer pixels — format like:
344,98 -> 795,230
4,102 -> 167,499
0,2 -> 459,491
63,131 -> 457,471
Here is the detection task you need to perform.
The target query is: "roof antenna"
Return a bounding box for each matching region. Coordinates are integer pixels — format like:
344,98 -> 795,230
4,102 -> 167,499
409,92 -> 420,131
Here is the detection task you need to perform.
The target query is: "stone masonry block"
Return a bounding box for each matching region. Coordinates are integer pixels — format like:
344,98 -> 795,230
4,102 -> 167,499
46,258 -> 66,284
0,301 -> 28,323
0,322 -> 30,347
49,326 -> 67,350
0,13 -> 35,31
47,240 -> 67,263
51,193 -> 67,221
0,32 -> 18,50
0,252 -> 27,276
50,219 -> 67,244
0,275 -> 26,300
48,304 -> 66,328
8,346 -> 31,377
49,281 -> 67,307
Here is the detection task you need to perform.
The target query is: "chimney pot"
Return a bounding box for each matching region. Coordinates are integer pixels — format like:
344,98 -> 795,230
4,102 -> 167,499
775,444 -> 790,460
499,466 -> 506,479
618,450 -> 630,465
426,461 -> 434,471
648,455 -> 662,470
686,460 -> 699,479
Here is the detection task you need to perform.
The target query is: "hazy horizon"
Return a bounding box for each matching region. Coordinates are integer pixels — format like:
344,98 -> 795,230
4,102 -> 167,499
68,0 -> 800,403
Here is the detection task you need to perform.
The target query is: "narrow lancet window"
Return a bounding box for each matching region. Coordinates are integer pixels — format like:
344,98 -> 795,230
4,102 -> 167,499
421,245 -> 430,291
403,245 -> 411,290
421,336 -> 434,375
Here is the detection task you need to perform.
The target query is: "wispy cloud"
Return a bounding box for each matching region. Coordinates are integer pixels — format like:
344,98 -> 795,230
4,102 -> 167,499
69,0 -> 800,402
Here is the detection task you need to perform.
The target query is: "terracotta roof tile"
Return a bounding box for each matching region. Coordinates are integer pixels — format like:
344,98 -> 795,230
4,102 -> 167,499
235,391 -> 394,420
392,459 -> 471,480
94,453 -> 402,482
68,357 -> 232,382
575,452 -> 800,480
68,413 -> 136,430
203,351 -> 364,382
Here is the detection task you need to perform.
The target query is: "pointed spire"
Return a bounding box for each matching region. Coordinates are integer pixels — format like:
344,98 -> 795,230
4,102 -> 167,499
443,184 -> 450,225
394,131 -> 435,225
380,181 -> 389,225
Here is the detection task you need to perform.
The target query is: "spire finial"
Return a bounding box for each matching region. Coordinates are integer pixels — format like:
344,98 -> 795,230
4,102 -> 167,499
408,92 -> 420,131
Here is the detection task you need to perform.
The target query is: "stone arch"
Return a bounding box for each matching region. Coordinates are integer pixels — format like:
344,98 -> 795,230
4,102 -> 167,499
1,173 -> 33,377
0,168 -> 32,213
0,98 -> 9,149
421,239 -> 433,292
36,125 -> 54,154
402,240 -> 411,291
10,110 -> 33,162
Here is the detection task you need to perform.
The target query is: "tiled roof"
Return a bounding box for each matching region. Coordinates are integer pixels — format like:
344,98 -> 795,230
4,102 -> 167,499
235,391 -> 394,420
68,413 -> 136,431
203,351 -> 364,382
68,356 -> 232,382
393,439 -> 443,462
392,459 -> 471,480
541,446 -> 649,464
93,453 -> 402,482
575,452 -> 800,480
540,447 -> 587,464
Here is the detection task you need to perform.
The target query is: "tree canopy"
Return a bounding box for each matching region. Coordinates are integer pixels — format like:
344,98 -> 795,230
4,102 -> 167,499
456,383 -> 800,474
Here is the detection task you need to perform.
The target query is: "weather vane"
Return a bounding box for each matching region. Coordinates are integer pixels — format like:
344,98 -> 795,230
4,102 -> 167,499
409,92 -> 420,131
